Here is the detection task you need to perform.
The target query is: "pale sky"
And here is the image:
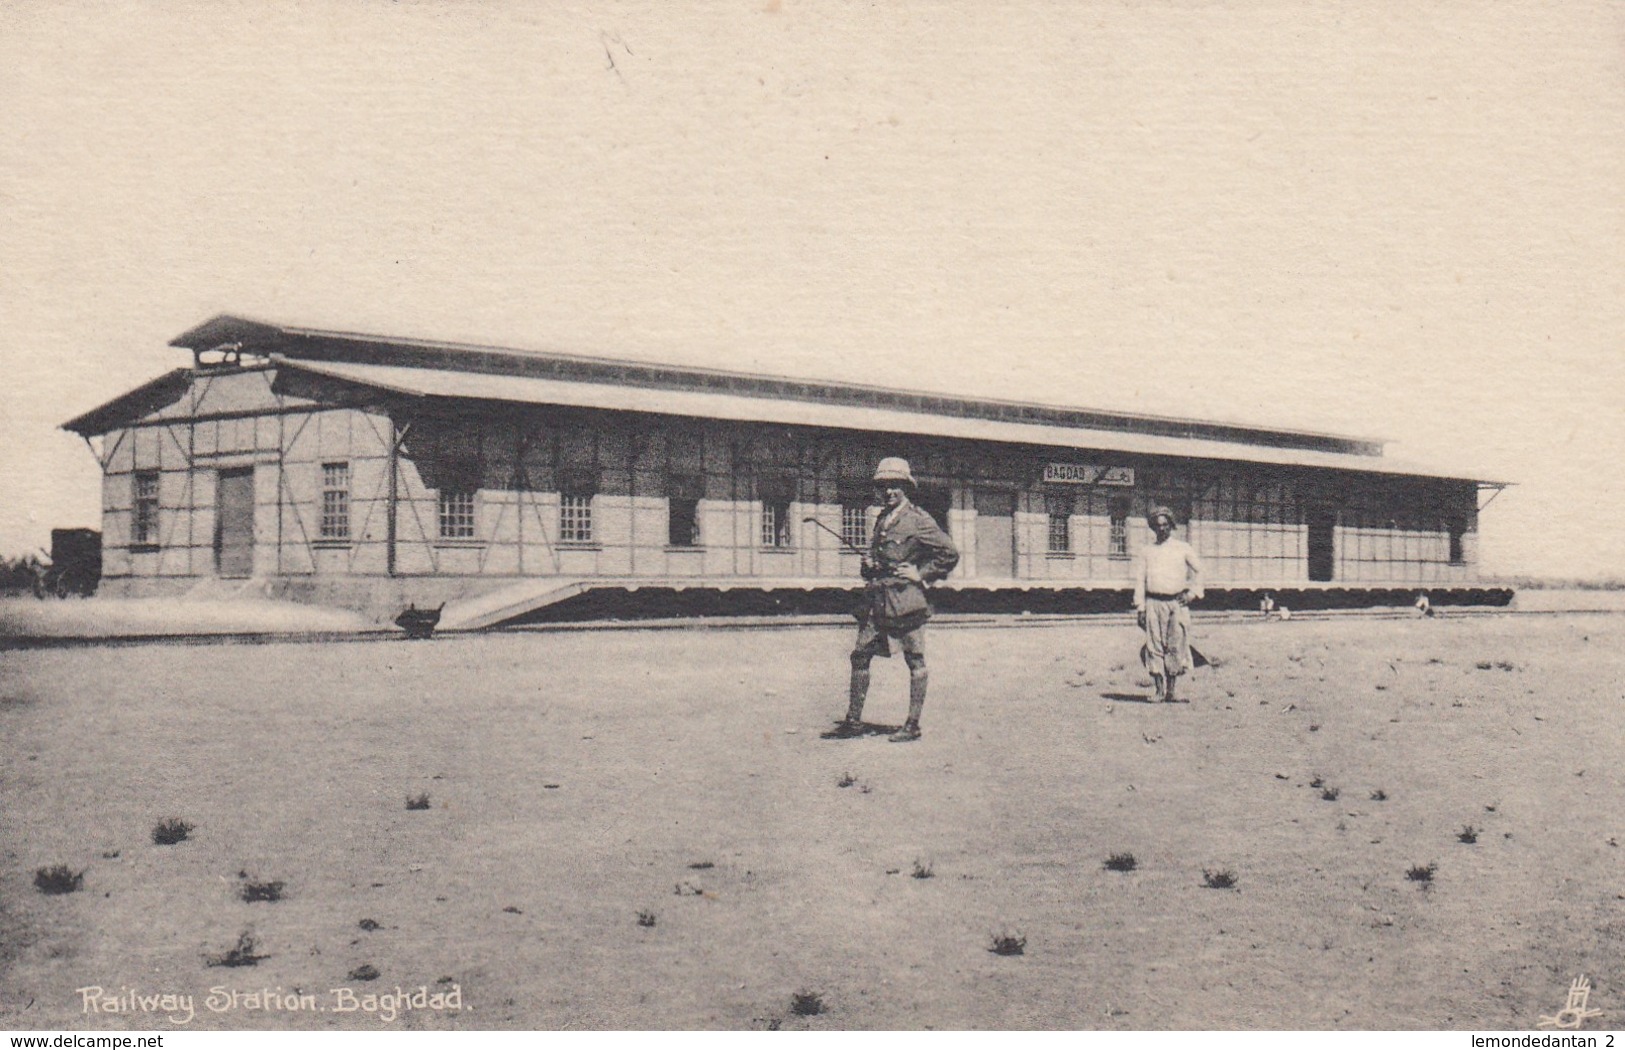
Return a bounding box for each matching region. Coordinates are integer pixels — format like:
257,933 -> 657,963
3,2 -> 1621,578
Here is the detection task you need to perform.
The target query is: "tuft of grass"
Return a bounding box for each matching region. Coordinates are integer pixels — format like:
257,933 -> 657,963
34,864 -> 83,895
152,818 -> 194,846
790,990 -> 825,1016
1309,776 -> 1325,789
239,879 -> 284,903
348,964 -> 380,982
1320,786 -> 1341,802
988,932 -> 1027,956
1494,661 -> 1516,672
910,859 -> 934,880
406,793 -> 431,811
1457,826 -> 1479,844
1104,852 -> 1137,873
687,861 -> 715,870
836,772 -> 857,788
1406,863 -> 1437,883
637,910 -> 657,927
207,930 -> 267,968
1202,868 -> 1238,889
357,918 -> 381,932
1371,788 -> 1388,801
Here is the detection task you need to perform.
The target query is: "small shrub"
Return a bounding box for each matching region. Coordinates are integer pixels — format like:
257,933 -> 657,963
910,860 -> 934,880
1320,786 -> 1341,802
406,793 -> 431,811
790,990 -> 825,1016
348,964 -> 380,982
357,918 -> 381,932
152,818 -> 194,846
1309,776 -> 1325,789
1457,826 -> 1479,844
1494,661 -> 1516,672
34,864 -> 83,895
1104,852 -> 1137,873
239,880 -> 284,903
637,910 -> 657,928
836,773 -> 856,788
1202,868 -> 1237,889
1371,789 -> 1388,801
1474,661 -> 1492,671
502,905 -> 523,914
207,930 -> 267,968
1406,863 -> 1437,883
989,932 -> 1027,956
687,861 -> 715,870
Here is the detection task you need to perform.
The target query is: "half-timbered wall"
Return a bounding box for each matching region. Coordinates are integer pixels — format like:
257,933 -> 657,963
95,365 -> 1480,595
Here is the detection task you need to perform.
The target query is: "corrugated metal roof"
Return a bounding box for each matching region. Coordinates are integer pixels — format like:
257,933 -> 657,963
280,358 -> 1494,483
168,314 -> 1386,455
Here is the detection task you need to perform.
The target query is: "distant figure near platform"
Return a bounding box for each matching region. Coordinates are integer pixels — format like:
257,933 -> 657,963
1260,592 -> 1276,618
1134,505 -> 1204,702
1414,591 -> 1434,618
827,457 -> 958,743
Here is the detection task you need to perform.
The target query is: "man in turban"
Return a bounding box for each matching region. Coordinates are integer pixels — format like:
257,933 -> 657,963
1134,505 -> 1204,702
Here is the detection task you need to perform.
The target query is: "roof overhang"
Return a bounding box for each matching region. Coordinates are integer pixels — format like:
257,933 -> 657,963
60,369 -> 193,436
279,357 -> 1498,484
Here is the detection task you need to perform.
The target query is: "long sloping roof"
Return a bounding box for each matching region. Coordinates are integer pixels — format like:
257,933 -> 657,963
279,358 -> 1489,482
168,314 -> 1384,456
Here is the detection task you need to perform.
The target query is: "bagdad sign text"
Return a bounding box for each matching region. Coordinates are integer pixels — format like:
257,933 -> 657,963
1042,464 -> 1135,486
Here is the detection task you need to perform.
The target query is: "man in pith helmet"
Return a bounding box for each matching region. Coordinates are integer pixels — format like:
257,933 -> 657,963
826,457 -> 959,742
1134,504 -> 1204,702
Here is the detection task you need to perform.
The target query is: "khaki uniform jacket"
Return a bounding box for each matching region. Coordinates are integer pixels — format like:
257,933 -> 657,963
860,502 -> 959,629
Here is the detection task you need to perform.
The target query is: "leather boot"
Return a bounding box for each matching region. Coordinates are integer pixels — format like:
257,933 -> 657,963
891,669 -> 927,742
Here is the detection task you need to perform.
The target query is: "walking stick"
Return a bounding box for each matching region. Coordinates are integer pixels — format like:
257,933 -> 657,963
801,516 -> 868,557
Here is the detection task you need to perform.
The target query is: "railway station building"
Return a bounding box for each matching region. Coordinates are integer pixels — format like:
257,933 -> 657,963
63,316 -> 1508,627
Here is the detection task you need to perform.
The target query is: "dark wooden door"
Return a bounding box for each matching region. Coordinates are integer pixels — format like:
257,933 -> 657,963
1306,507 -> 1335,582
215,467 -> 256,578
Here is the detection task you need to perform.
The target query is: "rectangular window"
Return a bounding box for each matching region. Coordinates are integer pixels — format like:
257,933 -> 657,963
132,471 -> 160,546
559,469 -> 597,544
1108,497 -> 1130,557
438,489 -> 476,540
841,502 -> 870,550
759,476 -> 794,549
1046,492 -> 1073,553
667,474 -> 703,547
320,462 -> 350,541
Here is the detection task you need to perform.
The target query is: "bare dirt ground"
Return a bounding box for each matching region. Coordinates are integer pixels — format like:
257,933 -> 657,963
1,614 -> 1621,1031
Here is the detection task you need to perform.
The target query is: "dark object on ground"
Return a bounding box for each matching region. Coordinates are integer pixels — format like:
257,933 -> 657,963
152,818 -> 194,845
1104,852 -> 1138,872
1202,868 -> 1238,889
989,933 -> 1027,956
207,931 -> 267,968
1406,863 -> 1437,883
358,918 -> 381,931
240,880 -> 284,903
349,964 -> 380,981
34,864 -> 84,895
790,990 -> 825,1016
406,793 -> 431,810
395,603 -> 445,639
637,910 -> 657,927
34,528 -> 101,599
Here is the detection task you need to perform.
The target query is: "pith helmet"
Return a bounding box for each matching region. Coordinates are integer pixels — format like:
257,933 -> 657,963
1147,505 -> 1177,527
872,457 -> 917,488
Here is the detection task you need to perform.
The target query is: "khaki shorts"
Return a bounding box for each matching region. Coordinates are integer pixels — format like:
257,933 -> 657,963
853,618 -> 926,659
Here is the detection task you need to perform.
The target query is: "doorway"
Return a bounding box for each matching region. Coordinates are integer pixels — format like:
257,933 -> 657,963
1306,507 -> 1336,582
215,467 -> 256,578
974,489 -> 1016,578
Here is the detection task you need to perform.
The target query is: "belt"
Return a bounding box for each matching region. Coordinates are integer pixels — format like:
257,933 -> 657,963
1145,591 -> 1183,601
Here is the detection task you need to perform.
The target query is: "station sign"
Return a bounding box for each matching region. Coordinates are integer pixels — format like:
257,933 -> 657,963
1042,464 -> 1135,486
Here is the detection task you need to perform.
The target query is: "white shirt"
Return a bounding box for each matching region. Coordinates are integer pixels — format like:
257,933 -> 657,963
1134,538 -> 1204,608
